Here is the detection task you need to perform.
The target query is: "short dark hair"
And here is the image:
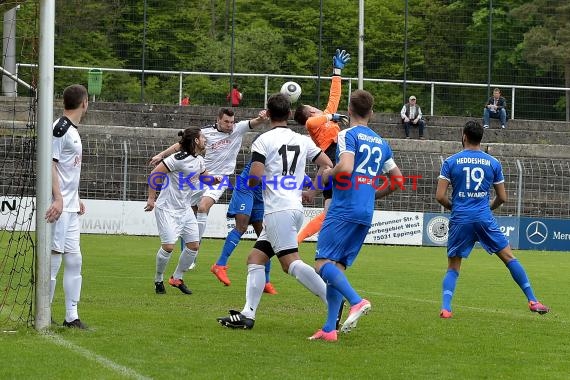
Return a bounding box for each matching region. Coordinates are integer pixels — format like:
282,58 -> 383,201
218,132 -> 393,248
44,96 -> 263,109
178,127 -> 202,155
266,93 -> 291,122
63,84 -> 87,110
218,107 -> 235,119
293,104 -> 310,125
463,120 -> 484,144
349,89 -> 374,119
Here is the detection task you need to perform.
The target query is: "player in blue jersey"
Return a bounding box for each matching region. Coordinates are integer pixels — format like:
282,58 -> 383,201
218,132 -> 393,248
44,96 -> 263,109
436,120 -> 550,318
210,159 -> 278,294
309,90 -> 403,342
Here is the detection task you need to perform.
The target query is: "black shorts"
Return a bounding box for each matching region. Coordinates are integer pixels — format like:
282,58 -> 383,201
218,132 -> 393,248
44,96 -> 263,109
322,143 -> 337,200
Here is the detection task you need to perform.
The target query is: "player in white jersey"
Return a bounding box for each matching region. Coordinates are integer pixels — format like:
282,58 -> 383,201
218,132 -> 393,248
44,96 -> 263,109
45,84 -> 89,329
145,127 -> 215,295
217,93 -> 333,330
151,108 -> 268,244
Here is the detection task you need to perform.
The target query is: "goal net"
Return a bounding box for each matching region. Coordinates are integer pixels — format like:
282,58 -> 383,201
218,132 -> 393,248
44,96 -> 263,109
0,1 -> 38,329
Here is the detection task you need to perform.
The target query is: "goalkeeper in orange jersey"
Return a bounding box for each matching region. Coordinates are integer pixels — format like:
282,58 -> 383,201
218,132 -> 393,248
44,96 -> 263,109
294,48 -> 351,243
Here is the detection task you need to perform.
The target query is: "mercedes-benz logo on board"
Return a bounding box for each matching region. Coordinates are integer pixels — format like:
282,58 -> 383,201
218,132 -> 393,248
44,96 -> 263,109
525,221 -> 548,245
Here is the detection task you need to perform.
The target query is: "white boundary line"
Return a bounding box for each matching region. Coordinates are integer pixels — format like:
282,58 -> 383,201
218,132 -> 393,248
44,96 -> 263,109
40,331 -> 152,380
364,290 -> 566,323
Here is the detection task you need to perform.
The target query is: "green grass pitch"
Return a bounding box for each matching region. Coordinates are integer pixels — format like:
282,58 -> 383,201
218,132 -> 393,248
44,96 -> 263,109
1,234 -> 568,379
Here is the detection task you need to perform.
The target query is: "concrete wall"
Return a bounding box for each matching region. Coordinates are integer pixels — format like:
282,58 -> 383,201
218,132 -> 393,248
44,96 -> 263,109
1,98 -> 569,218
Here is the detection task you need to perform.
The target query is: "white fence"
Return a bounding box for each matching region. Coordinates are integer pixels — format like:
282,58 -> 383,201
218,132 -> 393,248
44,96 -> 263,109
16,63 -> 570,120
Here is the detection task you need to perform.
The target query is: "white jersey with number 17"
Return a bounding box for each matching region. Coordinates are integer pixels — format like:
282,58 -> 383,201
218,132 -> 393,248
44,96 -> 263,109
251,127 -> 322,215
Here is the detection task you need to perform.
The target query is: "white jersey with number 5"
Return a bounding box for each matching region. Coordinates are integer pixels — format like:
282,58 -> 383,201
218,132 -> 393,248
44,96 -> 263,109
251,127 -> 322,214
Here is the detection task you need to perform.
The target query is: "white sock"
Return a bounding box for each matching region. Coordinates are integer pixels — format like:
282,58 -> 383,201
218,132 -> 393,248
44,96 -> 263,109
241,264 -> 265,319
173,247 -> 198,280
288,259 -> 327,304
63,252 -> 82,322
197,212 -> 208,241
50,253 -> 63,304
155,247 -> 172,282
188,249 -> 199,270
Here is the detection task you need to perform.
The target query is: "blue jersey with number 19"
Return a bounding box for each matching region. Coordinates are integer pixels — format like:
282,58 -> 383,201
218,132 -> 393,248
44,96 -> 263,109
439,149 -> 504,223
327,125 -> 396,226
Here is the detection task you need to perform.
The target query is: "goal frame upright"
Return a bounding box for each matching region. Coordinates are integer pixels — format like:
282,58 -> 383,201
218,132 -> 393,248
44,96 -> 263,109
35,0 -> 55,331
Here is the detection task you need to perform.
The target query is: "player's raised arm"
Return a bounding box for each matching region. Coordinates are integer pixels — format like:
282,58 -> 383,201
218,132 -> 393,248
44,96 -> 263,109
248,110 -> 269,129
323,49 -> 351,114
149,142 -> 181,166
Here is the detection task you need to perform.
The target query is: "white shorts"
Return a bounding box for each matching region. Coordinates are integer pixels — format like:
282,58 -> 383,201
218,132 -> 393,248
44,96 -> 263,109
52,211 -> 80,254
257,209 -> 304,254
155,207 -> 199,245
190,187 -> 226,207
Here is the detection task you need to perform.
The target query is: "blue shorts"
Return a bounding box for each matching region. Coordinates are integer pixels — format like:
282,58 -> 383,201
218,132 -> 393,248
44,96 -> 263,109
315,217 -> 369,267
226,188 -> 264,223
447,218 -> 509,258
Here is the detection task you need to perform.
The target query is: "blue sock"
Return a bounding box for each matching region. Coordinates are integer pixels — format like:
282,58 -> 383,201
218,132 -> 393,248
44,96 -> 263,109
442,269 -> 459,312
216,229 -> 242,266
506,259 -> 536,302
264,260 -> 271,283
323,285 -> 343,333
319,262 -> 361,306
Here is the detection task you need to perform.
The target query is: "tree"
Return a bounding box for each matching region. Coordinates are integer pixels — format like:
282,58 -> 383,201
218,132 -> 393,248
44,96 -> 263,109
512,1 -> 570,121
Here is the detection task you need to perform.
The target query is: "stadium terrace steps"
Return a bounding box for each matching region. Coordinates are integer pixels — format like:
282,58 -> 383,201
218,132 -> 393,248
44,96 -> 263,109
2,98 -> 570,156
63,103 -> 570,148
2,99 -> 567,217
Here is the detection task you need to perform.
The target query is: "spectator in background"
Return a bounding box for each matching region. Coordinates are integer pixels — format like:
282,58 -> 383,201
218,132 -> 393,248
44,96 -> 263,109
227,84 -> 242,107
180,94 -> 190,106
483,88 -> 507,129
400,95 -> 425,139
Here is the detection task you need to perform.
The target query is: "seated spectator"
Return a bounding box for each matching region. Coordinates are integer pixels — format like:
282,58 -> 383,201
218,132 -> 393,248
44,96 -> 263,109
400,95 -> 425,139
180,94 -> 190,106
483,88 -> 507,129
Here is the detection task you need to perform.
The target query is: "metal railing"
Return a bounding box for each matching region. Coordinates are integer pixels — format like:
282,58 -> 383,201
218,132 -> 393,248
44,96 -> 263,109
16,63 -> 570,120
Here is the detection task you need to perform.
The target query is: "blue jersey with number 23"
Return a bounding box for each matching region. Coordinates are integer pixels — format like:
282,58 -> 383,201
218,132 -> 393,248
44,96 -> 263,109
327,125 -> 394,226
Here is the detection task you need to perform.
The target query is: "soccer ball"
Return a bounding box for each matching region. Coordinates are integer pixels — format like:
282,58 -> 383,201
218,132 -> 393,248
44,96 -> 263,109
280,81 -> 302,103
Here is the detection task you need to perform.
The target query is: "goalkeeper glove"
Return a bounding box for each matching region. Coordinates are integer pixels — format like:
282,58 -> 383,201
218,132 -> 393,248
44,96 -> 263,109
331,113 -> 349,127
333,49 -> 351,70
